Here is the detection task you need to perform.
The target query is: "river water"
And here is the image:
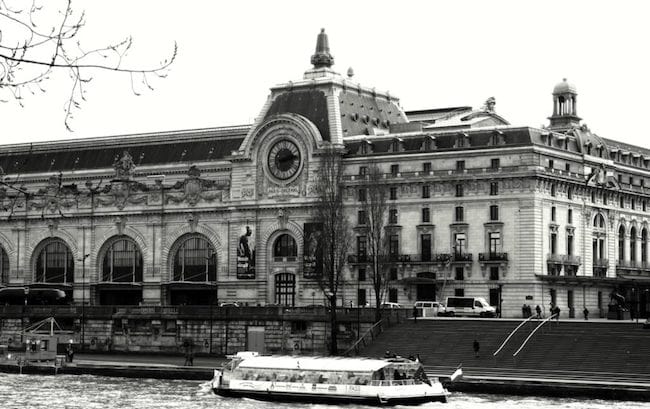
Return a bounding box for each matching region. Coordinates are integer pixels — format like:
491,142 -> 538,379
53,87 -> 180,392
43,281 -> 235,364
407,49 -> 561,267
0,374 -> 648,409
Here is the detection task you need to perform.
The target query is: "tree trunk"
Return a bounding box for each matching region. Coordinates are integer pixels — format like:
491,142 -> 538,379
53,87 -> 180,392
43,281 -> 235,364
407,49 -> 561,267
330,293 -> 338,355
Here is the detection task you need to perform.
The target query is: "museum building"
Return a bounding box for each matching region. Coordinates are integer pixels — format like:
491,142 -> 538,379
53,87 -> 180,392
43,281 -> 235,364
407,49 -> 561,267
0,30 -> 649,318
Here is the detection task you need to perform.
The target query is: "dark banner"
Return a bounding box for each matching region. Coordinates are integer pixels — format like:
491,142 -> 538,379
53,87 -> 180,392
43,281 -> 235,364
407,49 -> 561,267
237,225 -> 256,279
303,223 -> 323,278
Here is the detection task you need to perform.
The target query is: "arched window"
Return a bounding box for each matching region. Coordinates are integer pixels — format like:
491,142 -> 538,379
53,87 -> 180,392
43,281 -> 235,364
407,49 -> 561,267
35,239 -> 74,283
273,234 -> 297,259
630,227 -> 637,261
0,246 -> 9,285
618,226 -> 625,261
275,273 -> 295,306
594,214 -> 606,229
173,236 -> 216,282
642,229 -> 648,263
102,237 -> 142,283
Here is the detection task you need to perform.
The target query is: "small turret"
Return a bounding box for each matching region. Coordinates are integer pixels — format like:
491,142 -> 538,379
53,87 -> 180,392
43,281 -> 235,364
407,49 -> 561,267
548,78 -> 581,130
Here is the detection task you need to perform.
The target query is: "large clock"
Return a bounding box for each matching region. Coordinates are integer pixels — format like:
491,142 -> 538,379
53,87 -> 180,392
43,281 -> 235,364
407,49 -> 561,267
268,139 -> 301,180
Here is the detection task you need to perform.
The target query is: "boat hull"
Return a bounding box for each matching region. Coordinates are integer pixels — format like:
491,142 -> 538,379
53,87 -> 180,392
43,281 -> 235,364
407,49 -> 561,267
213,387 -> 448,406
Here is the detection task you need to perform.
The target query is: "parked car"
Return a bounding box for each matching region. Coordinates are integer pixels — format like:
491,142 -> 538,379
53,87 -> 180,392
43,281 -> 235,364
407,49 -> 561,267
380,302 -> 402,309
413,301 -> 444,317
219,302 -> 240,307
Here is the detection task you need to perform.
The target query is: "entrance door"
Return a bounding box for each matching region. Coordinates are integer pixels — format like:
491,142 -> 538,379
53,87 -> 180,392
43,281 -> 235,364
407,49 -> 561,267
247,326 -> 265,353
417,284 -> 436,301
489,288 -> 500,307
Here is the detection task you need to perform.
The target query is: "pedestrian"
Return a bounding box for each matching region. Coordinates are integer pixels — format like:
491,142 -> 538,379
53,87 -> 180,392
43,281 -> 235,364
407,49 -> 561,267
555,306 -> 561,321
583,307 -> 589,320
66,342 -> 74,363
413,304 -> 418,324
473,339 -> 480,358
535,305 -> 542,319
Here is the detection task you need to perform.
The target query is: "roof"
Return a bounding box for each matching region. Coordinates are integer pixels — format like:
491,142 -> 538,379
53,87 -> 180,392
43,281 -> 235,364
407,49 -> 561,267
553,78 -> 577,94
237,355 -> 390,372
0,126 -> 249,175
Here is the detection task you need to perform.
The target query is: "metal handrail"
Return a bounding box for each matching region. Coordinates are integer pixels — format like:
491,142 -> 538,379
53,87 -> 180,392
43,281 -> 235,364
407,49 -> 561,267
512,313 -> 558,357
493,315 -> 536,357
343,319 -> 385,357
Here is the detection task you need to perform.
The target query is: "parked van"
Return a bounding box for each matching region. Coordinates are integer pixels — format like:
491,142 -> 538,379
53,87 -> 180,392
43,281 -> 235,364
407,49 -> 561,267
443,296 -> 496,317
413,301 -> 444,318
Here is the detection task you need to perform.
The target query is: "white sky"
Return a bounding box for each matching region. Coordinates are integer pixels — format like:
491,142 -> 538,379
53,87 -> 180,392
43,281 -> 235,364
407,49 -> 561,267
3,0 -> 650,148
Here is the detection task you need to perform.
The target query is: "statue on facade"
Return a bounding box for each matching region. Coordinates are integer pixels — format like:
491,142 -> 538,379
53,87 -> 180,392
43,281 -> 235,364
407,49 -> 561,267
113,151 -> 136,180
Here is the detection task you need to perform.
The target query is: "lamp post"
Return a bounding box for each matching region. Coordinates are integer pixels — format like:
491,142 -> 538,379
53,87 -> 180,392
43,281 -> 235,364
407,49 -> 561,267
80,253 -> 89,351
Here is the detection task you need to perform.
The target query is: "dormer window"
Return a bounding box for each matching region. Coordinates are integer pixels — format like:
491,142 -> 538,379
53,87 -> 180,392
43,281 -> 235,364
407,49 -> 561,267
455,133 -> 470,148
489,131 -> 504,146
358,140 -> 373,155
390,138 -> 403,153
421,135 -> 436,151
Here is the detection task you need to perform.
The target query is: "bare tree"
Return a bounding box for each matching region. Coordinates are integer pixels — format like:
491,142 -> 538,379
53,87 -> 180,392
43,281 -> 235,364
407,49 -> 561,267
0,0 -> 177,130
312,144 -> 351,355
360,163 -> 389,323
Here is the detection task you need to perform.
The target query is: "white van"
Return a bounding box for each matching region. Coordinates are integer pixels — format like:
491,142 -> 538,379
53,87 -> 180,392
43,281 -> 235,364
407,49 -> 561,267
443,296 -> 496,317
413,301 -> 444,317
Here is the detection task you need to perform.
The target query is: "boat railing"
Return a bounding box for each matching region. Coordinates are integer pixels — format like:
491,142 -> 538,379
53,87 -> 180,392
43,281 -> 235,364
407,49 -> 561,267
512,313 -> 558,357
492,315 -> 536,357
369,379 -> 417,387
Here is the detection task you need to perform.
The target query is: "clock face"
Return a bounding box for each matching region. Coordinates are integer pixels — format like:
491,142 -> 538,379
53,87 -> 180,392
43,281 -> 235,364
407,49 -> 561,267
268,139 -> 301,180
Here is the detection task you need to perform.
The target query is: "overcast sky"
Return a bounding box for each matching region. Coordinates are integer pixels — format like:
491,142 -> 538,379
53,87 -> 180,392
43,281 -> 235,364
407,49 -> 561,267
3,0 -> 650,148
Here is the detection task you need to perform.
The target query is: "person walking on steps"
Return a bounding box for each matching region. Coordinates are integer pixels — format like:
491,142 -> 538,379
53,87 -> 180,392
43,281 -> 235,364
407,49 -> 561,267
473,339 -> 480,358
535,305 -> 542,319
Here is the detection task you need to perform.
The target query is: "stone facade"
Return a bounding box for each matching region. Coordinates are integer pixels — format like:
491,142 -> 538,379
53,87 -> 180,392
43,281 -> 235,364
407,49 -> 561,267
1,31 -> 649,322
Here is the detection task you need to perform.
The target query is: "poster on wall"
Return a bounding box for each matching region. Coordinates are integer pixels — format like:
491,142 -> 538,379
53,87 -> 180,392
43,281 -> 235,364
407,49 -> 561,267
303,223 -> 323,278
237,225 -> 256,279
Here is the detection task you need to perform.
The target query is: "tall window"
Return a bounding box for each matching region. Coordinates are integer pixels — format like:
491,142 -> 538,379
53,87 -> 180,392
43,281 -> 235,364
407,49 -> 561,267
357,236 -> 367,261
389,209 -> 398,224
359,166 -> 368,176
489,266 -> 499,281
390,187 -> 397,200
391,164 -> 399,176
102,238 -> 142,283
643,229 -> 648,263
550,233 -> 557,254
421,234 -> 432,261
389,235 -> 399,259
491,158 -> 500,169
456,160 -> 465,171
455,184 -> 464,197
0,246 -> 8,285
422,207 -> 431,223
490,182 -> 498,196
358,188 -> 366,202
567,188 -> 573,200
567,234 -> 574,256
568,209 -> 573,224
551,206 -> 556,222
275,273 -> 295,306
455,267 -> 464,281
550,184 -> 556,197
358,210 -> 366,225
630,227 -> 637,262
35,240 -> 74,284
422,185 -> 430,198
455,206 -> 464,222
489,205 -> 499,221
618,226 -> 625,261
489,232 -> 501,254
273,234 -> 297,259
423,162 -> 432,173
173,236 -> 216,282
454,233 -> 466,255
358,268 -> 366,281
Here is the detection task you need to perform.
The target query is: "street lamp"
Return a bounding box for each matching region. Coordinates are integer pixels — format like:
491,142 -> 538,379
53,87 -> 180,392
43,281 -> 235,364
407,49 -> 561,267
80,253 -> 90,351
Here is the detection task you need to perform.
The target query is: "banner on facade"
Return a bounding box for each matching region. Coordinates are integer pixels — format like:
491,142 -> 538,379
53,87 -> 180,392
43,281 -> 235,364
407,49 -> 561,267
303,223 -> 323,278
237,225 -> 256,279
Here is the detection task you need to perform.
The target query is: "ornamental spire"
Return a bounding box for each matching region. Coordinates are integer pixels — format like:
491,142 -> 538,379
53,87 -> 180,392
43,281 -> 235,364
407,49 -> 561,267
310,28 -> 334,68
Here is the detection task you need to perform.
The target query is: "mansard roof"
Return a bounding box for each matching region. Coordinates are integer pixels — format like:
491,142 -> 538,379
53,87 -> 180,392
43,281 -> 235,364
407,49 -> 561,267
0,126 -> 249,175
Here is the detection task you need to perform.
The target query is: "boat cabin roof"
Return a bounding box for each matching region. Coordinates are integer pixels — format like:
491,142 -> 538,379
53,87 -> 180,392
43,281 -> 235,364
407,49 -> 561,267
236,355 -> 396,373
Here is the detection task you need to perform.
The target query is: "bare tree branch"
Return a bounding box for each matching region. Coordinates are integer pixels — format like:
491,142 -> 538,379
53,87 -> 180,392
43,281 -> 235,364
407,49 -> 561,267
0,0 -> 177,131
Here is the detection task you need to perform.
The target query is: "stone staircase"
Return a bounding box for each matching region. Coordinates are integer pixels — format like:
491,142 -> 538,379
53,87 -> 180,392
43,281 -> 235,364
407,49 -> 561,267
359,318 -> 650,374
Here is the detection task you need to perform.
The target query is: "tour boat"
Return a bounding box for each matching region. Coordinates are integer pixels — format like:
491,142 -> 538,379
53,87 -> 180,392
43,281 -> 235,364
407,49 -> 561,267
211,351 -> 453,405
